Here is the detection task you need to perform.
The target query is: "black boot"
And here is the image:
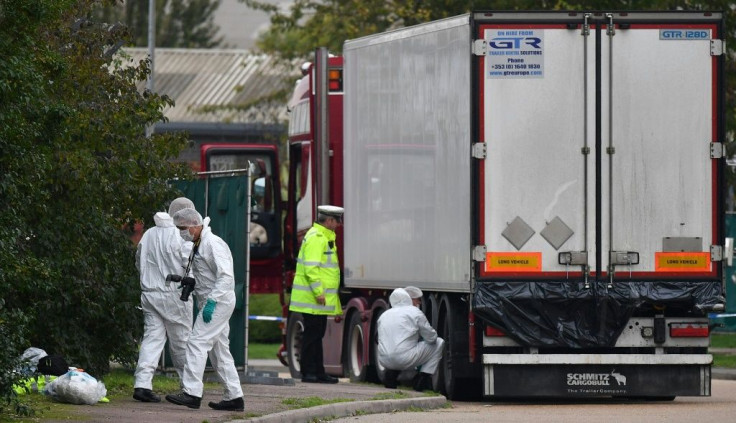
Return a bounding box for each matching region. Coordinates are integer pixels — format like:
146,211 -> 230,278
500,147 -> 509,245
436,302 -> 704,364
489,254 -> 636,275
133,388 -> 161,403
165,391 -> 201,409
384,370 -> 399,389
208,397 -> 244,411
301,374 -> 319,383
316,374 -> 339,384
413,372 -> 433,392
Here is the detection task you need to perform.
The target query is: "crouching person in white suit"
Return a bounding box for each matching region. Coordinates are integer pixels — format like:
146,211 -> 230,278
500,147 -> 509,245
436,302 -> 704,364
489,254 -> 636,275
376,287 -> 444,391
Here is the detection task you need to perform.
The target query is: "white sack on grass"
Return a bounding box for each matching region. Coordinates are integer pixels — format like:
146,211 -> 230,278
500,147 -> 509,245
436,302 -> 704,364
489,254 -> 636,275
44,369 -> 106,405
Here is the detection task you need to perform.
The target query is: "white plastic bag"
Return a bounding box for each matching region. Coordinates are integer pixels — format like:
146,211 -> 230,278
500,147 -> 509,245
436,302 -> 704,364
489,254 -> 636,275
44,368 -> 107,405
18,347 -> 47,376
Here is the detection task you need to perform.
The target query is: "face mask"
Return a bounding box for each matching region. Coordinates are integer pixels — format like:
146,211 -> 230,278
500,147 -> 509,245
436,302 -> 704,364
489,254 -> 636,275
180,228 -> 194,242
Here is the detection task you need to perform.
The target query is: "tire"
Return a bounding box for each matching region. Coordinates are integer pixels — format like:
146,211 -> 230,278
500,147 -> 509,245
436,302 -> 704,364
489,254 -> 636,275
286,312 -> 304,379
370,308 -> 386,384
344,312 -> 369,382
437,295 -> 481,401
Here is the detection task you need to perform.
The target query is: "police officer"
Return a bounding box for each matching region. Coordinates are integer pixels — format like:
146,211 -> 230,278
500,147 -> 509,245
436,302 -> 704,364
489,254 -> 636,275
289,205 -> 344,383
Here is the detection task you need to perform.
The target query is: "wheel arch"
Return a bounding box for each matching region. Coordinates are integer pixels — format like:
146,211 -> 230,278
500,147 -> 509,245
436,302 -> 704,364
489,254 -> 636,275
341,297 -> 371,345
340,297 -> 370,375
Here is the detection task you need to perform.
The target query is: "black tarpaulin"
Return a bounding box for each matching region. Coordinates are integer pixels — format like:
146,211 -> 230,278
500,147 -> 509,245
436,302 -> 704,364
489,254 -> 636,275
472,280 -> 723,348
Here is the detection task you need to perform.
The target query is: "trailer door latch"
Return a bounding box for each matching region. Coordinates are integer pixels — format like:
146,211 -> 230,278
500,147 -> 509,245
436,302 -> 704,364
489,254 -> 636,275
609,251 -> 639,265
558,251 -> 588,266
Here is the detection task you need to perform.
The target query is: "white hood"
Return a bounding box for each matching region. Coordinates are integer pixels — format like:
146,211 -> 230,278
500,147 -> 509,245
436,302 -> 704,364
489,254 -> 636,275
389,288 -> 412,308
153,212 -> 173,227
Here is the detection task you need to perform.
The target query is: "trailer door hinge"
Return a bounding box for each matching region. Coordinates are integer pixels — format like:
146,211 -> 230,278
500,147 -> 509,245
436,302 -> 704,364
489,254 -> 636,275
472,143 -> 487,159
711,142 -> 725,159
711,39 -> 725,56
711,245 -> 723,262
473,245 -> 487,262
472,39 -> 488,56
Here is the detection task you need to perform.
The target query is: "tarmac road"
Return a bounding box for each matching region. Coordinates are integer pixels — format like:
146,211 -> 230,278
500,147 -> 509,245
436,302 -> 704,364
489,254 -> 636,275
330,379 -> 736,423
35,359 -> 736,423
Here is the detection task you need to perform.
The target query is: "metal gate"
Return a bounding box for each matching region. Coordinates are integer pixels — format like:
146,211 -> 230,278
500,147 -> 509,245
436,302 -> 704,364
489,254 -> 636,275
166,169 -> 251,367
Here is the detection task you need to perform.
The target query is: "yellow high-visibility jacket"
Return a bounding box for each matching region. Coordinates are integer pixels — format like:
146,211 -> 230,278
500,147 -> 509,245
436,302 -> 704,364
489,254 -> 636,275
289,223 -> 341,315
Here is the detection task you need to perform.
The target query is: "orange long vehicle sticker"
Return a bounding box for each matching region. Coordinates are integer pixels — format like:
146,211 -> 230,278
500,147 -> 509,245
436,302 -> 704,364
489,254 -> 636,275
654,252 -> 710,272
486,252 -> 542,272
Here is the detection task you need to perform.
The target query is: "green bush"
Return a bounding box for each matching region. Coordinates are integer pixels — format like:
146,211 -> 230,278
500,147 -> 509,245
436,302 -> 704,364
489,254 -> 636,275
247,294 -> 282,343
0,0 -> 189,417
0,310 -> 31,416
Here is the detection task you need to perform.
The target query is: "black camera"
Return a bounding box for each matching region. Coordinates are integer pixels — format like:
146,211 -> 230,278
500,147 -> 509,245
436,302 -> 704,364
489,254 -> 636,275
165,274 -> 196,302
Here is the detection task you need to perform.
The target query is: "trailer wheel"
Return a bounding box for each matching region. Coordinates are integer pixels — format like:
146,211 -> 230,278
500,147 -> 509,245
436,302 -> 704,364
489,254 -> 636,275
437,299 -> 458,398
344,312 -> 369,382
286,312 -> 304,379
370,308 -> 386,384
437,295 -> 481,400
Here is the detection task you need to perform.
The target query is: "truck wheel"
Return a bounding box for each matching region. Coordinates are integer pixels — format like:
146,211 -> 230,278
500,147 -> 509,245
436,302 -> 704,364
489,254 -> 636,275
438,295 -> 480,400
437,301 -> 457,398
370,308 -> 386,384
286,312 -> 304,379
344,312 -> 369,382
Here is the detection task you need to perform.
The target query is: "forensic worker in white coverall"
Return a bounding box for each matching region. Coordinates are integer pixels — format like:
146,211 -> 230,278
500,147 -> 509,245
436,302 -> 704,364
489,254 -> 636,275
165,208 -> 244,411
133,197 -> 195,403
377,287 -> 444,391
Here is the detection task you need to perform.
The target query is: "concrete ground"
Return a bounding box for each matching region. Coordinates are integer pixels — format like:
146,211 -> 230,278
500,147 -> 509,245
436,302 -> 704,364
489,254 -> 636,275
37,356 -> 736,423
39,360 -> 443,423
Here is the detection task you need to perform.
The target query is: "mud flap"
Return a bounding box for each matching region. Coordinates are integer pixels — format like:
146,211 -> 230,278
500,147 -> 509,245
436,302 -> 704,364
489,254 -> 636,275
485,364 -> 711,397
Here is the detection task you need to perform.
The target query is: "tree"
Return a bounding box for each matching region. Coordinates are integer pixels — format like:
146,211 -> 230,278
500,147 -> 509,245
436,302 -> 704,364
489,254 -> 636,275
95,0 -> 224,48
0,0 -> 191,415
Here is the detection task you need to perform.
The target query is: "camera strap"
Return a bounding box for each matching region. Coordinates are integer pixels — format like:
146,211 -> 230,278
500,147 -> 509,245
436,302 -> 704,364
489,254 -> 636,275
184,240 -> 200,276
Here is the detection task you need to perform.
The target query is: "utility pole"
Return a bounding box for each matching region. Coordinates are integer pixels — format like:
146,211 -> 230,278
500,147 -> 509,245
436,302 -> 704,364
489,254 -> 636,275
145,0 -> 156,138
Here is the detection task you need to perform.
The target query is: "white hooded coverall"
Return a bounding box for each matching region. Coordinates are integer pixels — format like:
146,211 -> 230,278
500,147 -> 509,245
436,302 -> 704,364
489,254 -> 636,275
376,288 -> 445,375
181,223 -> 243,400
134,212 -> 193,389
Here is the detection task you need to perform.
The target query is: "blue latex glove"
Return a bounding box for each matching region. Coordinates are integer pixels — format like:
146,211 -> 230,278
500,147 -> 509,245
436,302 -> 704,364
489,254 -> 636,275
202,299 -> 217,323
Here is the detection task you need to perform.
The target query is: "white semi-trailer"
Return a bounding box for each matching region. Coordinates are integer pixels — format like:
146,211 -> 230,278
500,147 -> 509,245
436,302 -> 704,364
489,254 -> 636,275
281,11 -> 727,400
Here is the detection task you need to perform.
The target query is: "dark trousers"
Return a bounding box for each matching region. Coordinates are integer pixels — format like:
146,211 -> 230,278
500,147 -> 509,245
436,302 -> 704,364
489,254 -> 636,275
300,313 -> 327,376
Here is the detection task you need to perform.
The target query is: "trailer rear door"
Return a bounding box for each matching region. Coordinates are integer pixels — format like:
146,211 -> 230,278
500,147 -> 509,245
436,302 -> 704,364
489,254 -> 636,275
476,12 -> 722,281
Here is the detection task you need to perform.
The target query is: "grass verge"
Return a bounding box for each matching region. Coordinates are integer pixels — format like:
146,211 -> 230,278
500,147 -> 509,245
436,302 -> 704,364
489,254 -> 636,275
282,396 -> 353,409
711,333 -> 736,368
248,343 -> 281,360
0,368 -> 221,422
711,333 -> 736,348
713,354 -> 736,368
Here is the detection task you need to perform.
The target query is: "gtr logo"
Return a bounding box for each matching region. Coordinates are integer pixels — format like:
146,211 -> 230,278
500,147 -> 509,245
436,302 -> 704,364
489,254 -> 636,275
661,29 -> 709,39
489,37 -> 542,49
